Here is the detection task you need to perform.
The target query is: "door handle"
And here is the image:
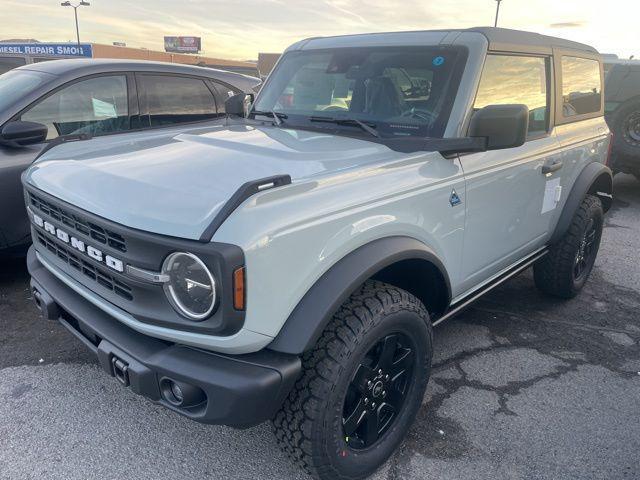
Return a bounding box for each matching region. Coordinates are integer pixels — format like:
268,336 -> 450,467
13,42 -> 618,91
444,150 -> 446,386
542,161 -> 563,175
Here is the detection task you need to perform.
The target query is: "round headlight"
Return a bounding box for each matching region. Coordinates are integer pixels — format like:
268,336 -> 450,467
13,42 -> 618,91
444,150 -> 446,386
162,252 -> 216,320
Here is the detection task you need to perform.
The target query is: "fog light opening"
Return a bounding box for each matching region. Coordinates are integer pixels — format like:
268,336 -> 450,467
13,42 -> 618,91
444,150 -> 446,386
160,378 -> 205,408
170,382 -> 184,404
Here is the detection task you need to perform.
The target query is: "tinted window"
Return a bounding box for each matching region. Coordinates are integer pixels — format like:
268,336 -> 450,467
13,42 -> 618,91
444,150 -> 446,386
561,56 -> 602,117
22,75 -> 129,140
475,55 -> 549,135
140,75 -> 218,127
0,56 -> 26,74
0,69 -> 49,113
253,47 -> 465,139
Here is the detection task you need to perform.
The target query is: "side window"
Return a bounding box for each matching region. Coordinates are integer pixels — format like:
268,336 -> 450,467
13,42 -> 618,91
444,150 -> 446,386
210,81 -> 239,114
474,55 -> 549,136
139,75 -> 218,127
561,56 -> 602,118
21,75 -> 129,140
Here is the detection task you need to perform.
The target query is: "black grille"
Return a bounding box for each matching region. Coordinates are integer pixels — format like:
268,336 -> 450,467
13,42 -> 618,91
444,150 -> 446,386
36,232 -> 133,301
25,184 -> 246,337
29,192 -> 127,253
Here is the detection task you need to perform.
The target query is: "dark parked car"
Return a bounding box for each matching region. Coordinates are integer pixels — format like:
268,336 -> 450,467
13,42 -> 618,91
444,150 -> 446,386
604,57 -> 640,178
0,59 -> 261,254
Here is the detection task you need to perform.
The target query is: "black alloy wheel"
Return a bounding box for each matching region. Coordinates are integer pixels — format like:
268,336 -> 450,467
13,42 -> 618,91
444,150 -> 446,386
342,332 -> 415,449
533,194 -> 604,299
273,281 -> 432,480
573,216 -> 600,281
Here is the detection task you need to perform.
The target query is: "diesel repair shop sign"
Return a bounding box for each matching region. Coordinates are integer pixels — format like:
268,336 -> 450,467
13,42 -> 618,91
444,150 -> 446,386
0,43 -> 93,58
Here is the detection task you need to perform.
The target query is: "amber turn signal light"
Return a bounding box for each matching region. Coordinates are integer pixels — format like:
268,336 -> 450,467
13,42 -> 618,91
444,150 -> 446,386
233,267 -> 245,310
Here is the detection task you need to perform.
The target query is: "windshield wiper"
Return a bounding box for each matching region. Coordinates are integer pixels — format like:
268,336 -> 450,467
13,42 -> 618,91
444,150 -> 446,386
252,110 -> 287,126
309,116 -> 380,138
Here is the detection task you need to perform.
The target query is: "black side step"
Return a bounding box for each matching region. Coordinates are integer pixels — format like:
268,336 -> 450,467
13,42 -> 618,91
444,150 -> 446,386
433,249 -> 548,327
199,174 -> 291,242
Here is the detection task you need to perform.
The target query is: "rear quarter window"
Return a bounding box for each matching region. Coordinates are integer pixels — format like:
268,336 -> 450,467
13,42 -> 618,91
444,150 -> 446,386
561,56 -> 602,118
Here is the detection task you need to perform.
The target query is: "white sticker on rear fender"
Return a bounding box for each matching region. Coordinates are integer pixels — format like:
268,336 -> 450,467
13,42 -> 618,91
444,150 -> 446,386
541,178 -> 561,214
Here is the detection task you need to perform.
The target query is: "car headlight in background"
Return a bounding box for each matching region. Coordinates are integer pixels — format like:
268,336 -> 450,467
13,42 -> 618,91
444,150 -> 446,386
162,252 -> 217,320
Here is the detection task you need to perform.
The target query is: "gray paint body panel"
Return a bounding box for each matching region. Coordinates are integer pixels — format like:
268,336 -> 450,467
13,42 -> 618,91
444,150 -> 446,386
24,29 -> 610,353
25,123 -> 406,240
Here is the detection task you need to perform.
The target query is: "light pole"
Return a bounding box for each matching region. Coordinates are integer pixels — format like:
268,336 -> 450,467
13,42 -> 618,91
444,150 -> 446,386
60,1 -> 90,46
494,0 -> 502,27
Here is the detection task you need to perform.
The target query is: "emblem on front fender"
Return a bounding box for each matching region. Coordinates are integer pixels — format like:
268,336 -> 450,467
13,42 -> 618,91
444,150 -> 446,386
449,189 -> 462,207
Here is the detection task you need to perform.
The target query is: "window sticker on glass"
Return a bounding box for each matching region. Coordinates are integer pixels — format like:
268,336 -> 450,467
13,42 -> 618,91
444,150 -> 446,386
92,98 -> 117,118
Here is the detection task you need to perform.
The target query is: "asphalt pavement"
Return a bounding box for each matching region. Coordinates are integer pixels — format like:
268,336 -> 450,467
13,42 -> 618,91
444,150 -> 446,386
1,175 -> 639,480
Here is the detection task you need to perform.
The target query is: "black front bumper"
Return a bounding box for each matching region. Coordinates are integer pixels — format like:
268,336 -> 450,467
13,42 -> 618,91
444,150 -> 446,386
27,247 -> 301,428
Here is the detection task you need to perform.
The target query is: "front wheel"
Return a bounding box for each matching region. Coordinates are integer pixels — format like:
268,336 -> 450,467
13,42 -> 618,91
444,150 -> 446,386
272,281 -> 432,480
534,194 -> 604,298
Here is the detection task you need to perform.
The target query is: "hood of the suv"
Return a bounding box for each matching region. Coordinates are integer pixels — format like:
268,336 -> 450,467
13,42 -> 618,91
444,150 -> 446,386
25,124 -> 403,240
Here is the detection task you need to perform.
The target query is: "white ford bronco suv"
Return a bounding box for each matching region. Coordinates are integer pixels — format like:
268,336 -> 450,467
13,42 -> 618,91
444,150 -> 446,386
25,28 -> 612,479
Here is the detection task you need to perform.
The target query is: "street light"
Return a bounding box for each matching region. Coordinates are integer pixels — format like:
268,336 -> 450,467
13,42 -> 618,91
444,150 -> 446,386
494,0 -> 502,28
60,1 -> 90,46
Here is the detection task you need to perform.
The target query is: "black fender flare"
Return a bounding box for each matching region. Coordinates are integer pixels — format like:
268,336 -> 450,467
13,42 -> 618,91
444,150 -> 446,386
549,162 -> 613,245
267,236 -> 451,355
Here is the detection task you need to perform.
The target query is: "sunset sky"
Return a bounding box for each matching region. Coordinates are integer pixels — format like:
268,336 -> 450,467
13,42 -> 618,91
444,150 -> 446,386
2,0 -> 638,61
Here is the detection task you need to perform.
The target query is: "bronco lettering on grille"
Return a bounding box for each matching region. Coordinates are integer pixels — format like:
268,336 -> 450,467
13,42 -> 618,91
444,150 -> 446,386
33,213 -> 124,273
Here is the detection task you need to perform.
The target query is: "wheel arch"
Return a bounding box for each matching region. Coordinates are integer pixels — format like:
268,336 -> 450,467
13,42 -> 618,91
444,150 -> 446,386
267,236 -> 451,355
549,162 -> 612,245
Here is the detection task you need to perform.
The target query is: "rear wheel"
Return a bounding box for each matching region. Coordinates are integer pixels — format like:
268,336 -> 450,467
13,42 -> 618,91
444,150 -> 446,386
534,194 -> 604,298
272,281 -> 432,480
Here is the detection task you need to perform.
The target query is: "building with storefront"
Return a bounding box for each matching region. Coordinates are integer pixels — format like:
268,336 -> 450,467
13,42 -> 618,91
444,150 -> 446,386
0,41 -> 259,77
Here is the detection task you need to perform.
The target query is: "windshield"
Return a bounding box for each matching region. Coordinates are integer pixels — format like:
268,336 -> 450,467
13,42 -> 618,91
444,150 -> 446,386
253,46 -> 466,139
0,69 -> 50,113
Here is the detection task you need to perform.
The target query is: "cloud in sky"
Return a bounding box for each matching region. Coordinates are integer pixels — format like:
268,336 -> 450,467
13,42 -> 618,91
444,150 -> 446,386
1,0 -> 638,59
549,22 -> 587,28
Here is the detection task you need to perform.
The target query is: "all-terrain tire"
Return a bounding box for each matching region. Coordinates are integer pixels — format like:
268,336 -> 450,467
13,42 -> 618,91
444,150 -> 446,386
534,194 -> 604,298
272,280 -> 432,480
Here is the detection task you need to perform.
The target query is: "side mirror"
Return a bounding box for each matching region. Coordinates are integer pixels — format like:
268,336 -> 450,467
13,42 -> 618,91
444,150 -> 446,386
0,121 -> 48,148
469,104 -> 529,150
224,93 -> 253,117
